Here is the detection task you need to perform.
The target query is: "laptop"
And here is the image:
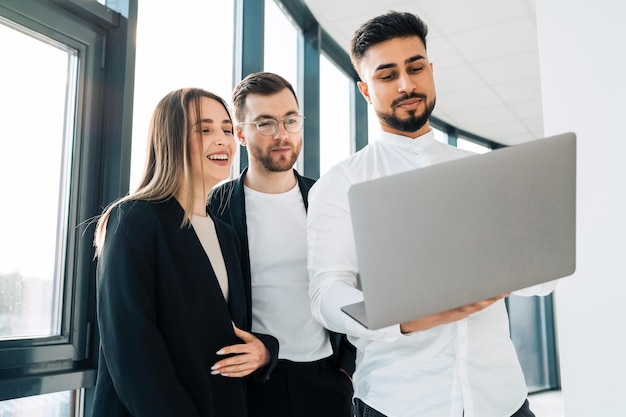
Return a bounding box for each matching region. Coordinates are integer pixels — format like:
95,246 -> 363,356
341,132 -> 576,330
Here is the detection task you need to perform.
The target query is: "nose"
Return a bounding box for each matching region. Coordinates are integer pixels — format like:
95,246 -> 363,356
273,121 -> 289,140
215,129 -> 230,146
397,71 -> 416,94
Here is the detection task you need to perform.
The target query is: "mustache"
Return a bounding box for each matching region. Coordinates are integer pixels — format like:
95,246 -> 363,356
391,92 -> 427,108
271,141 -> 293,150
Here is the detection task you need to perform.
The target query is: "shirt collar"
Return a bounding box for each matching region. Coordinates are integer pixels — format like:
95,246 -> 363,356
374,129 -> 436,152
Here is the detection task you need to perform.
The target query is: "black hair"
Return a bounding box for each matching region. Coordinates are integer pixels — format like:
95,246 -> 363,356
350,11 -> 429,75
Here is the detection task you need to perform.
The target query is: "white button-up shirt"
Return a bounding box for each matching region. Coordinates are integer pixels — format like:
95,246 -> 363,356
307,129 -> 555,417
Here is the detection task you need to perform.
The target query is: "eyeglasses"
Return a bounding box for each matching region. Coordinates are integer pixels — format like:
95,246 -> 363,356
238,115 -> 305,136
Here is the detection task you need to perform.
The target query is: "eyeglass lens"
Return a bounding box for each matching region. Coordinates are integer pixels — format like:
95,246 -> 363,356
257,115 -> 304,135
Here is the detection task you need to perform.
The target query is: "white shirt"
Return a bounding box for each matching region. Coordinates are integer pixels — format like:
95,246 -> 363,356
307,130 -> 556,417
190,215 -> 229,300
245,184 -> 332,361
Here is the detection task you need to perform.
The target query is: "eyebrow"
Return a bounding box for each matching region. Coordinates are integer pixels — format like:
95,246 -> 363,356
254,110 -> 299,120
195,118 -> 232,125
374,54 -> 426,72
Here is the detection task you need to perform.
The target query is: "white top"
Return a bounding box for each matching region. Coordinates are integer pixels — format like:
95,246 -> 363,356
307,130 -> 556,417
245,184 -> 332,361
190,215 -> 229,300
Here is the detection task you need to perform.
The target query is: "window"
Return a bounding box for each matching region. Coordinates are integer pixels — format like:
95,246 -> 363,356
457,137 -> 491,154
264,0 -> 298,90
0,17 -> 76,341
263,0 -> 301,170
0,19 -> 82,415
0,1 -> 135,414
509,294 -> 559,392
0,390 -> 78,416
432,126 -> 448,144
319,54 -> 351,175
367,105 -> 379,142
129,0 -> 235,190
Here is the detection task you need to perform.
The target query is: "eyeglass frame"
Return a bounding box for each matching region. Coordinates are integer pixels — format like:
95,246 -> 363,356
237,114 -> 305,137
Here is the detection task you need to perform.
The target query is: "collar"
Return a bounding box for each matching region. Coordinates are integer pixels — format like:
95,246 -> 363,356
373,129 -> 437,153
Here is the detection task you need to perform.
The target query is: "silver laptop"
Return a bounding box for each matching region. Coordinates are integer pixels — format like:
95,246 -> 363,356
341,132 -> 576,330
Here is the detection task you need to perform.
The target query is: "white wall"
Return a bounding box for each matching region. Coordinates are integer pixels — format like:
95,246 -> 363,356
536,0 -> 626,414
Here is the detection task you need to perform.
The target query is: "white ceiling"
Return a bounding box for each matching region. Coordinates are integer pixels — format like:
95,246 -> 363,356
301,0 -> 544,146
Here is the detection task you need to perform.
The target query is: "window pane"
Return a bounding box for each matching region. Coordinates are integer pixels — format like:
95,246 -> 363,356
264,0 -> 299,91
320,54 -> 351,175
366,104 -> 381,142
0,19 -> 76,340
263,0 -> 300,170
432,127 -> 447,144
509,294 -> 559,392
99,0 -> 125,14
457,137 -> 491,154
0,390 -> 77,417
130,0 -> 235,190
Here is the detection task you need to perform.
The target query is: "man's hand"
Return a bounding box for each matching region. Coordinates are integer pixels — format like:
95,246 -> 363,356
399,293 -> 509,334
211,324 -> 271,377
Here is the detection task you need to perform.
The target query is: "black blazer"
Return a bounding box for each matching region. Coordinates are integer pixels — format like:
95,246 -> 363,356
92,198 -> 278,417
208,169 -> 356,376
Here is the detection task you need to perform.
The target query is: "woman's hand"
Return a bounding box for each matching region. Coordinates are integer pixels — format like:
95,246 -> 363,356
210,324 -> 271,378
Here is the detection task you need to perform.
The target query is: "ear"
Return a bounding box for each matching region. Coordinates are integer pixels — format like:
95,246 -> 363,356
235,126 -> 247,146
357,81 -> 372,104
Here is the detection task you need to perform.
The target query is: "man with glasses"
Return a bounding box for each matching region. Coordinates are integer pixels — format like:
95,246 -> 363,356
209,72 -> 354,417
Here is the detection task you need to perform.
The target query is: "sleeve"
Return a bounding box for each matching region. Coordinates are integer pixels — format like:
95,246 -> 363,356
249,332 -> 279,382
307,168 -> 403,343
96,203 -> 201,417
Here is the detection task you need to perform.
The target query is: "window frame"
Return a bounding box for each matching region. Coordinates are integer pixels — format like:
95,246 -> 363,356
0,0 -> 136,403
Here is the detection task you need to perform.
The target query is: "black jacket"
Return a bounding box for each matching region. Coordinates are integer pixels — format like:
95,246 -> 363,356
93,198 -> 278,417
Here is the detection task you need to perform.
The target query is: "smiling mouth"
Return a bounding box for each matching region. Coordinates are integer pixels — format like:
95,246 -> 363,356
208,154 -> 228,160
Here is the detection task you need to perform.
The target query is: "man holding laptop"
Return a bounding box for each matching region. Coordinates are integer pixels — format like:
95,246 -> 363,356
307,11 -> 557,417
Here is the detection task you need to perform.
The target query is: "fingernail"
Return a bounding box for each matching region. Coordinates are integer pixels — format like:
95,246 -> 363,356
211,365 -> 219,370
216,349 -> 225,355
210,370 -> 219,375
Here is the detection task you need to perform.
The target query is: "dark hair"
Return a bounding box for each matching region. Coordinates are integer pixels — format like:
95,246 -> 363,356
350,11 -> 429,75
231,72 -> 298,123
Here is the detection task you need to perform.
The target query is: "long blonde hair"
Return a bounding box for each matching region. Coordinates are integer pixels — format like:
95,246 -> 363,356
93,88 -> 231,257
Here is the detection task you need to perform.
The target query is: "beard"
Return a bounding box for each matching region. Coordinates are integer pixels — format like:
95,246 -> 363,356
377,93 -> 436,133
248,141 -> 301,173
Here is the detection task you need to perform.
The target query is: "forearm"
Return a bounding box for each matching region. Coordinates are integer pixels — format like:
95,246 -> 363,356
309,271 -> 402,342
307,173 -> 403,343
399,294 -> 507,333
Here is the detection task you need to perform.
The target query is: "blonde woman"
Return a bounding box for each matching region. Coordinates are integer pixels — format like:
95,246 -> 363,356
92,88 -> 278,417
